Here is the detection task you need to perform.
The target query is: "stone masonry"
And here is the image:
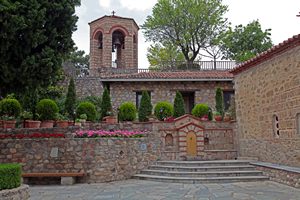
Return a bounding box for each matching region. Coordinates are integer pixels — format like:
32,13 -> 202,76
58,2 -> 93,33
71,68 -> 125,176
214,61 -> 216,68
110,81 -> 233,112
234,45 -> 300,167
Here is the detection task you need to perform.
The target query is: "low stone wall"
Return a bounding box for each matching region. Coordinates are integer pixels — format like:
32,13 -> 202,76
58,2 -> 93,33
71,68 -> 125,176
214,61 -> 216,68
252,162 -> 300,188
0,185 -> 30,200
0,135 -> 161,183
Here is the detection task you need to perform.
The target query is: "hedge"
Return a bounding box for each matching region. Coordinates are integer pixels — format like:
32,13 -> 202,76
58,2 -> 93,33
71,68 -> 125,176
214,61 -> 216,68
0,163 -> 21,190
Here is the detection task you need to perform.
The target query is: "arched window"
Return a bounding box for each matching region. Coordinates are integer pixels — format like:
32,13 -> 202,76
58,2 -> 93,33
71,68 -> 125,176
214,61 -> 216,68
297,113 -> 300,135
97,32 -> 103,49
165,134 -> 173,146
133,34 -> 137,43
273,114 -> 279,137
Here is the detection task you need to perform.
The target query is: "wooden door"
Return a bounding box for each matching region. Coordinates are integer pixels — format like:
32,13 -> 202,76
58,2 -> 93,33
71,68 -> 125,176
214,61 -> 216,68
186,132 -> 197,156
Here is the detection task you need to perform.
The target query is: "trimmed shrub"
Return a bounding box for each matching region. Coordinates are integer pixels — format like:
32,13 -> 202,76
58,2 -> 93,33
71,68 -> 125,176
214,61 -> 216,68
76,102 -> 96,121
36,99 -> 59,120
215,87 -> 224,116
119,102 -> 137,121
0,98 -> 22,118
65,78 -> 76,119
173,91 -> 185,118
100,87 -> 112,119
138,91 -> 152,122
81,95 -> 102,120
0,163 -> 21,190
154,101 -> 173,121
192,103 -> 210,118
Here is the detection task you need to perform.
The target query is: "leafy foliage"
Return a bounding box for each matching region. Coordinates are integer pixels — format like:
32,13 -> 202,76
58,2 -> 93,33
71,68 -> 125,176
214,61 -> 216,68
76,102 -> 96,121
192,103 -> 210,118
0,0 -> 80,95
173,91 -> 185,118
80,95 -> 102,120
64,47 -> 90,77
154,101 -> 174,121
215,87 -> 224,116
0,163 -> 21,190
100,87 -> 112,119
147,43 -> 185,69
65,78 -> 76,119
119,102 -> 137,122
138,91 -> 152,122
221,20 -> 272,62
142,0 -> 228,62
36,99 -> 59,121
0,98 -> 22,118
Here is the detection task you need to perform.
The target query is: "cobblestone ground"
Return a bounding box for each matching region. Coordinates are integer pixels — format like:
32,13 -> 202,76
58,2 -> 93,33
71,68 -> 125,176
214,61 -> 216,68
29,180 -> 300,200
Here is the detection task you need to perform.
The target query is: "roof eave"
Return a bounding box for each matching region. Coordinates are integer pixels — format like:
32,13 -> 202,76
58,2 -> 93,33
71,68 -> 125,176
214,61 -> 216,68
101,78 -> 233,82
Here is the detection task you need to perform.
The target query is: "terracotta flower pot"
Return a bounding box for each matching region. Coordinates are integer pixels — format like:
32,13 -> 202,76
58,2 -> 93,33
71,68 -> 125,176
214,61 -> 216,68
24,120 -> 41,128
40,120 -> 54,128
223,116 -> 231,122
214,116 -> 222,121
56,120 -> 69,128
68,121 -> 74,126
104,116 -> 117,124
3,120 -> 17,129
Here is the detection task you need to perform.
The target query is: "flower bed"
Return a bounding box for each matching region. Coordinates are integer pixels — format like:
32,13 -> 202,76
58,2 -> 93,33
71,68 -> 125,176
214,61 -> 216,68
0,133 -> 65,139
74,130 -> 145,138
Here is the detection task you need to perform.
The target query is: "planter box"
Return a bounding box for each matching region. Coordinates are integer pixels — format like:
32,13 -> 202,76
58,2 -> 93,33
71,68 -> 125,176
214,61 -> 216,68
40,120 -> 54,128
56,120 -> 69,128
24,120 -> 41,128
3,120 -> 16,129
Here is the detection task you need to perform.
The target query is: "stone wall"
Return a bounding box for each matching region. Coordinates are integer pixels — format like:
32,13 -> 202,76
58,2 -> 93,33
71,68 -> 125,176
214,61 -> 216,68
110,81 -> 233,111
234,46 -> 300,167
0,185 -> 30,200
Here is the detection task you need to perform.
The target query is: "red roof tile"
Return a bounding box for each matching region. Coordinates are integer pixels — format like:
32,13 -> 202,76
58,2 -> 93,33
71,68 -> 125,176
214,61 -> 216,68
101,71 -> 233,81
230,34 -> 300,75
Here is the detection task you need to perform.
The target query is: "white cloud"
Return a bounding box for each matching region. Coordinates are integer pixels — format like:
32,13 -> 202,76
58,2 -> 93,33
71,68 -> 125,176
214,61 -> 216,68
99,0 -> 111,8
120,0 -> 156,11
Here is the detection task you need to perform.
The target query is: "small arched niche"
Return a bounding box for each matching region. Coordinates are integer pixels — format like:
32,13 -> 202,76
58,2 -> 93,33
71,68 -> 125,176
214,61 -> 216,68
93,31 -> 103,49
165,134 -> 173,146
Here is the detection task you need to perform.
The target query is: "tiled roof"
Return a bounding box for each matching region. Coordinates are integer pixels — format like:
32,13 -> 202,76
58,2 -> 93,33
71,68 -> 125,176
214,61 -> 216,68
230,34 -> 300,75
88,15 -> 139,29
101,71 -> 233,81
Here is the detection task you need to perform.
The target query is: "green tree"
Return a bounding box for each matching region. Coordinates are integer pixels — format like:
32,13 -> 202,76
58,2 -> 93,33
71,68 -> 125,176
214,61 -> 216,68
147,43 -> 185,69
173,91 -> 185,118
100,87 -> 112,119
65,78 -> 76,119
142,0 -> 228,63
0,0 -> 80,96
221,20 -> 273,62
138,91 -> 152,122
215,87 -> 224,117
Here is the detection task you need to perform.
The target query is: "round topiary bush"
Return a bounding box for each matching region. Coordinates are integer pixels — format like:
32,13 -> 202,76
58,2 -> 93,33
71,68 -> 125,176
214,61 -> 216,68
76,102 -> 96,121
119,102 -> 137,121
0,163 -> 21,190
0,98 -> 22,118
154,101 -> 173,121
192,103 -> 210,118
36,99 -> 59,121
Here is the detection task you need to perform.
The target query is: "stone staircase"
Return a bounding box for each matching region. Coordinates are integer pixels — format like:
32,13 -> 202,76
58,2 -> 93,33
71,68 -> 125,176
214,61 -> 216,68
133,160 -> 269,184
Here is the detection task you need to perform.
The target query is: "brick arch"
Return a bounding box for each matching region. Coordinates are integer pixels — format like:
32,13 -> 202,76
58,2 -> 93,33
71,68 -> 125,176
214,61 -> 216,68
109,25 -> 130,36
92,28 -> 104,40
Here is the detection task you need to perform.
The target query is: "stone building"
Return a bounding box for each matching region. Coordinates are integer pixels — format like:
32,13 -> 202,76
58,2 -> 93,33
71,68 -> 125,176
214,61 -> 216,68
231,34 -> 300,167
86,14 -> 235,112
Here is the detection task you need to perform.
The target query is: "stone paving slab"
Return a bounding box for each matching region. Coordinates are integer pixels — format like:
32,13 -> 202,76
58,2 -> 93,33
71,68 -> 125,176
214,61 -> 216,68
29,179 -> 300,200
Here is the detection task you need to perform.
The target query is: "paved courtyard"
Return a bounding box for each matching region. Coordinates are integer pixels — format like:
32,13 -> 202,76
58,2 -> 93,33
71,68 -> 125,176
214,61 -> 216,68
29,179 -> 300,200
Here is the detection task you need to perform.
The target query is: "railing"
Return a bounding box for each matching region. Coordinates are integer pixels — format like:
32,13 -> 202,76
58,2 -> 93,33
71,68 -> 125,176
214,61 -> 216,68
74,61 -> 236,77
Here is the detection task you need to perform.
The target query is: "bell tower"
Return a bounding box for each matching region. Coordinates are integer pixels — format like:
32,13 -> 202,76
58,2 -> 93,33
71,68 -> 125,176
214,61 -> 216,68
89,13 -> 139,75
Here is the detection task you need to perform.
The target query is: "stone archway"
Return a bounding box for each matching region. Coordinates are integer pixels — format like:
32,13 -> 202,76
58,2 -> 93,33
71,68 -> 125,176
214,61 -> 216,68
186,131 -> 197,156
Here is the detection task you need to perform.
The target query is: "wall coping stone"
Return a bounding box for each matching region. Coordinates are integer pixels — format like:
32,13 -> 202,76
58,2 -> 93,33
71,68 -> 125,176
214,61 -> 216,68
204,150 -> 237,152
251,161 -> 300,174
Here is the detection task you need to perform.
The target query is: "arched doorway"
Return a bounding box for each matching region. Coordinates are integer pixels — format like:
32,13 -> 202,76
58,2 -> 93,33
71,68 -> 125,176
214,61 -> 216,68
186,131 -> 197,156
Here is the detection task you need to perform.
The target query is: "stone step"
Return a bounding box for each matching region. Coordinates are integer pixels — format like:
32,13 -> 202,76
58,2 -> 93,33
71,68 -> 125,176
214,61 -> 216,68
140,169 -> 263,177
133,174 -> 269,184
156,160 -> 250,167
149,165 -> 256,172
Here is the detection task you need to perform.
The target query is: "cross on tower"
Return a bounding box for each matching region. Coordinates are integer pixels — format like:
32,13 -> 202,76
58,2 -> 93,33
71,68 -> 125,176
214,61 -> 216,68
112,11 -> 116,16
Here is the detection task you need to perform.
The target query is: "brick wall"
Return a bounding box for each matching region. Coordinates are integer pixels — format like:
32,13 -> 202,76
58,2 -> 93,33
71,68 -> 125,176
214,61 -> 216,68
234,46 -> 300,167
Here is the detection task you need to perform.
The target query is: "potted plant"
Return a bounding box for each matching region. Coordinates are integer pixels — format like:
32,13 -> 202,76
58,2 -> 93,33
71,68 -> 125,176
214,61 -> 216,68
191,103 -> 209,121
36,99 -> 59,128
0,98 -> 22,129
223,112 -> 231,122
213,111 -> 222,122
21,111 -> 41,128
55,113 -> 69,128
103,111 -> 117,124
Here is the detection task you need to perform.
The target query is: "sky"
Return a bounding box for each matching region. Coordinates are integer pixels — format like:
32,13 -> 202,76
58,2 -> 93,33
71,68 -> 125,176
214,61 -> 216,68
72,0 -> 300,68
